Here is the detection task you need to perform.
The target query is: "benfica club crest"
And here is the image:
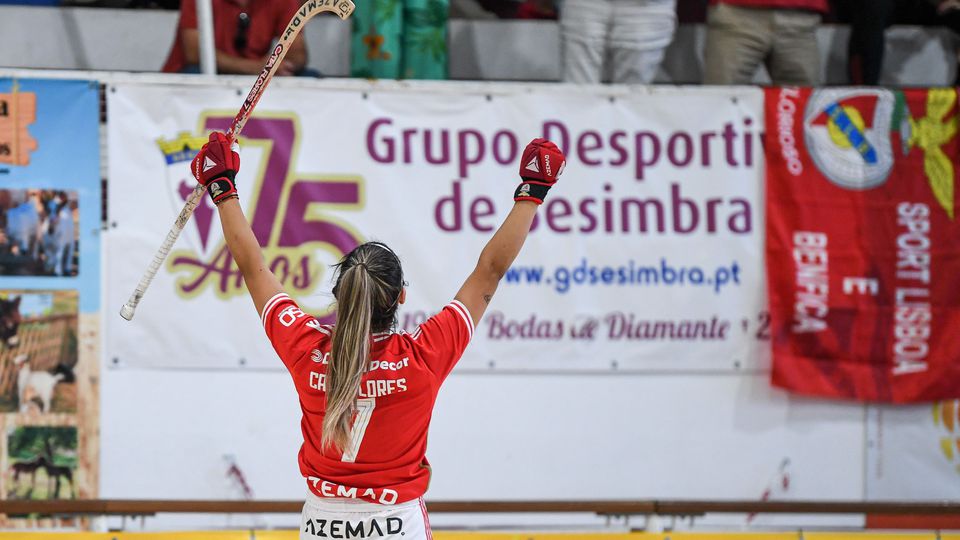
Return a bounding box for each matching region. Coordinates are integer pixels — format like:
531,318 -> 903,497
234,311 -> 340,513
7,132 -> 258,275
803,89 -> 902,191
805,88 -> 959,218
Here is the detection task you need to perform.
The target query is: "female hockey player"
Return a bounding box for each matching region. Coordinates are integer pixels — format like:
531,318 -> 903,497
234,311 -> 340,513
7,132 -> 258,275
191,131 -> 565,539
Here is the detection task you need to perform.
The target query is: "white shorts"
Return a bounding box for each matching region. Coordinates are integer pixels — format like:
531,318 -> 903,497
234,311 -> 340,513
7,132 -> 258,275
300,491 -> 432,540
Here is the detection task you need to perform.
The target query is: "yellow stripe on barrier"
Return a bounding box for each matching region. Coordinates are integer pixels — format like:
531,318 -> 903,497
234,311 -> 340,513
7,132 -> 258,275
434,534 -> 650,540
654,535 -> 797,540
804,534 -> 937,540
438,535 -> 800,540
245,532 -> 299,540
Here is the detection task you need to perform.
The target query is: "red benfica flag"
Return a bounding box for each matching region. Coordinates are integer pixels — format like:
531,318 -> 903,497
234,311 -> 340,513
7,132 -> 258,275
765,87 -> 960,402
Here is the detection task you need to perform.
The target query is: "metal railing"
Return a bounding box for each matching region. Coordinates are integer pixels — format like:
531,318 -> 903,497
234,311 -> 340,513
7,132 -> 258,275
0,499 -> 958,517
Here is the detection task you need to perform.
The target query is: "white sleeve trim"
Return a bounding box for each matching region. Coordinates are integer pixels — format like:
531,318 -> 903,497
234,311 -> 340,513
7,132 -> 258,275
449,300 -> 475,340
261,293 -> 290,328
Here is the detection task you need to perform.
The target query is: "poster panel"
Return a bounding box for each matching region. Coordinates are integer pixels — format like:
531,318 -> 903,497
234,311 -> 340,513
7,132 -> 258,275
107,82 -> 766,371
867,400 -> 960,499
0,78 -> 100,508
765,87 -> 960,402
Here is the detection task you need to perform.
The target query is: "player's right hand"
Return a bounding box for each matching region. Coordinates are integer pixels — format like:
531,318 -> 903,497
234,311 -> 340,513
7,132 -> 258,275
192,132 -> 240,205
515,138 -> 565,205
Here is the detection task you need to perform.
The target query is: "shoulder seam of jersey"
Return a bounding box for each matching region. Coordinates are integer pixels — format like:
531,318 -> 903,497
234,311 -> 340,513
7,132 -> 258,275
261,292 -> 291,328
448,301 -> 475,340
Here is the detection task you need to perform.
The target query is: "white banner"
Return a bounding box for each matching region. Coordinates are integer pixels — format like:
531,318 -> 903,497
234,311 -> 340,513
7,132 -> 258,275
867,400 -> 960,499
106,81 -> 766,370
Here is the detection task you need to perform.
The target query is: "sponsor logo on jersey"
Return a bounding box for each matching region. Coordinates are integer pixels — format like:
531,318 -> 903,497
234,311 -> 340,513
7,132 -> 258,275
305,319 -> 330,334
278,305 -> 307,327
308,477 -> 400,505
303,517 -> 403,538
367,357 -> 409,372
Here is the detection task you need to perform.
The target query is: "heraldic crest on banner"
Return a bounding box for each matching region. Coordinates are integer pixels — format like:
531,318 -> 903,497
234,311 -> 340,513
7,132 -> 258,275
804,88 -> 958,219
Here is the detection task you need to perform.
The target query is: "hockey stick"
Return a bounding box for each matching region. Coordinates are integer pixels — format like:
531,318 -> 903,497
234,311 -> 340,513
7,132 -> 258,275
120,0 -> 355,321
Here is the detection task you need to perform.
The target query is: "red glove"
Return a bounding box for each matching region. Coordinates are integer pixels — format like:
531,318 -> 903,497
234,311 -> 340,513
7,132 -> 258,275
515,138 -> 565,205
191,132 -> 240,205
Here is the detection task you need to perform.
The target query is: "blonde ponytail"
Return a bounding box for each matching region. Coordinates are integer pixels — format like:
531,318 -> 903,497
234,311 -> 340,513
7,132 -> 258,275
323,264 -> 373,452
323,242 -> 405,455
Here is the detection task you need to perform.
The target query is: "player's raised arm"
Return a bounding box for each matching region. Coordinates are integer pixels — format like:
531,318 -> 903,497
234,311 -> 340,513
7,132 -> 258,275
455,138 -> 566,327
192,132 -> 283,316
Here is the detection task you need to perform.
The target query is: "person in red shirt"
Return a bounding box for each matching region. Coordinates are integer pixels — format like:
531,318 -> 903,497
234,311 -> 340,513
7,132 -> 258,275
190,132 -> 565,538
162,0 -> 307,76
702,0 -> 828,85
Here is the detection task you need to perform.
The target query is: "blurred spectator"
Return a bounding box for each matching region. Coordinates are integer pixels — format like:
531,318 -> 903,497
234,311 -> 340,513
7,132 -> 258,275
474,0 -> 523,17
449,0 -> 498,19
162,0 -> 309,76
516,0 -> 556,19
351,0 -> 448,79
677,0 -> 707,22
703,0 -> 827,85
561,0 -> 678,84
938,0 -> 960,83
841,0 -> 895,85
834,0 -> 960,85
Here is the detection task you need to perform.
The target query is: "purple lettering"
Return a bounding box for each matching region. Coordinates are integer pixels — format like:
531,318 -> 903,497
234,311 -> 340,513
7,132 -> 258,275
492,130 -> 518,165
469,196 -> 496,232
609,131 -> 628,166
729,198 -> 752,233
457,129 -> 484,178
542,121 -> 570,155
402,128 -> 416,163
722,122 -> 738,167
545,198 -> 573,233
635,131 -> 660,181
366,118 -> 394,163
672,184 -> 699,234
435,181 -> 463,232
577,131 -> 603,166
700,131 -> 715,167
667,132 -> 693,167
424,129 -> 450,165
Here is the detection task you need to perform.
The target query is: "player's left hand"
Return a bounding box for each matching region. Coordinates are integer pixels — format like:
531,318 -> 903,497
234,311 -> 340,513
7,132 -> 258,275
191,132 -> 240,205
514,138 -> 565,205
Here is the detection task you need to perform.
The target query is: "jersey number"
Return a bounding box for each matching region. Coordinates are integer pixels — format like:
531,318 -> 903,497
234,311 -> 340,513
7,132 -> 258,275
341,398 -> 375,463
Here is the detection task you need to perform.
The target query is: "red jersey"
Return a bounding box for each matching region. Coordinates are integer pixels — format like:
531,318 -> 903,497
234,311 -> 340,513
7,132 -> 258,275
262,293 -> 475,505
162,0 -> 300,73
